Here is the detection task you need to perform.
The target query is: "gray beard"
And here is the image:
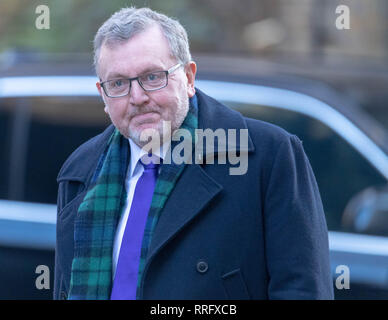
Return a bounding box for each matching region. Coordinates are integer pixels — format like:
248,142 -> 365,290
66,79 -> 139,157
128,98 -> 189,148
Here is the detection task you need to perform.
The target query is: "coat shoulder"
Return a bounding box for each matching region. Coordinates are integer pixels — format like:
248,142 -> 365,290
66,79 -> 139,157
57,124 -> 115,182
246,116 -> 295,140
244,116 -> 301,153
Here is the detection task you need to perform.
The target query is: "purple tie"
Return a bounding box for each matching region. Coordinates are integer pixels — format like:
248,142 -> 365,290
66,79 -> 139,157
110,157 -> 159,300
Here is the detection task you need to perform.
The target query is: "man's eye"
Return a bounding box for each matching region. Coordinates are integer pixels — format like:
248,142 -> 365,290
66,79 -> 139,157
145,73 -> 160,81
114,80 -> 123,87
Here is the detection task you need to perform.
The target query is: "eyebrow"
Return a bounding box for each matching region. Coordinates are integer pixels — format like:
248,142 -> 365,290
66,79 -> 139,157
106,65 -> 165,80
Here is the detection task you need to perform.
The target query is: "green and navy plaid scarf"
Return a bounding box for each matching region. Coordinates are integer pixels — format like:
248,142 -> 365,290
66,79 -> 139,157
68,97 -> 198,300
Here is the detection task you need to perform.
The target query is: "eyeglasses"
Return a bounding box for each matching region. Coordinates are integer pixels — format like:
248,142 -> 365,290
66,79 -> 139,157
100,63 -> 182,98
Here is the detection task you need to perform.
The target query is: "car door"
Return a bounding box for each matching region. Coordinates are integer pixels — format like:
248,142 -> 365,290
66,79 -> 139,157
0,93 -> 108,299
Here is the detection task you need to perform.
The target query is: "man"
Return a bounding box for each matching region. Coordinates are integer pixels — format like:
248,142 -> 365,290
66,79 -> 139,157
54,7 -> 334,300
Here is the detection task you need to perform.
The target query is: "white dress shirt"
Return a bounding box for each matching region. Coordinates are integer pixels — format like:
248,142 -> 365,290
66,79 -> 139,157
112,138 -> 169,279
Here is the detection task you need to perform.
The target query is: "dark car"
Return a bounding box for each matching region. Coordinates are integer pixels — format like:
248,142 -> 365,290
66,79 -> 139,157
1,62 -> 388,299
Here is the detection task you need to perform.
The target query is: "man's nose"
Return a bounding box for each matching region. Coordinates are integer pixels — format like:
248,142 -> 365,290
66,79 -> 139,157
129,80 -> 149,105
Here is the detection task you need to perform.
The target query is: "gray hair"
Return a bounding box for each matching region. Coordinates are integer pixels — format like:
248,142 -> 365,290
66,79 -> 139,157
93,7 -> 192,76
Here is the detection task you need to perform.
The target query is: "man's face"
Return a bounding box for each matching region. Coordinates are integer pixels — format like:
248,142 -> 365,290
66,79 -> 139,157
96,25 -> 196,147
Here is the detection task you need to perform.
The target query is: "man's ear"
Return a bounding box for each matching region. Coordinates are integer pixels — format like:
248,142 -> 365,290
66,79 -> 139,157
185,61 -> 197,98
96,82 -> 109,114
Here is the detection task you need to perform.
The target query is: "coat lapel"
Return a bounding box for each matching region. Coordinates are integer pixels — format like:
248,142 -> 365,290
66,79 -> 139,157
147,162 -> 223,261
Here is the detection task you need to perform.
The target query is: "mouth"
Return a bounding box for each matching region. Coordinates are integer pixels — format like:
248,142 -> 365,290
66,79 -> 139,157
132,112 -> 160,123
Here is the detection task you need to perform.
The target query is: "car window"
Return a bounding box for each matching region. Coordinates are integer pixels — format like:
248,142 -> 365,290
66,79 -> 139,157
225,102 -> 387,234
0,96 -> 109,204
0,105 -> 10,199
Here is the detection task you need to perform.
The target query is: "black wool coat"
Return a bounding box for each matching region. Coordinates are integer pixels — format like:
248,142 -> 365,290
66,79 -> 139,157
54,89 -> 334,300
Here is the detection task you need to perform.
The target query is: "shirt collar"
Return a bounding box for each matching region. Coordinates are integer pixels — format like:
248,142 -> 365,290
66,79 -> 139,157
128,138 -> 170,178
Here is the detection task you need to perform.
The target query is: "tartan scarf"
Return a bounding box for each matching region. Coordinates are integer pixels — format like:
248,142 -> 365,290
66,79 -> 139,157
68,96 -> 198,300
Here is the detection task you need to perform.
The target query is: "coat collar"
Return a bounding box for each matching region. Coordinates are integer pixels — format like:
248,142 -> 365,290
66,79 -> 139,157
57,124 -> 115,185
195,88 -> 254,155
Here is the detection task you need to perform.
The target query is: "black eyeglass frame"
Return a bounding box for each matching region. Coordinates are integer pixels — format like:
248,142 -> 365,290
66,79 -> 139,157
100,63 -> 183,98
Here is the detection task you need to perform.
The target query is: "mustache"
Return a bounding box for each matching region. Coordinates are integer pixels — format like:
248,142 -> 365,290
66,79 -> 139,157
128,106 -> 161,118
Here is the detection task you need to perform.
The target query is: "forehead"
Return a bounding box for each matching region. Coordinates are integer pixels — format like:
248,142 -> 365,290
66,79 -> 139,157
98,25 -> 175,79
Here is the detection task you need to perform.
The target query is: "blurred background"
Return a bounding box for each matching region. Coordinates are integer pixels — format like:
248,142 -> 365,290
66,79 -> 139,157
2,0 -> 388,299
1,0 -> 388,126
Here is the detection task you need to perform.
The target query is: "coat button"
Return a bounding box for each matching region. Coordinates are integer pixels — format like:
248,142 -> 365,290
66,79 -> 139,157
196,260 -> 208,274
